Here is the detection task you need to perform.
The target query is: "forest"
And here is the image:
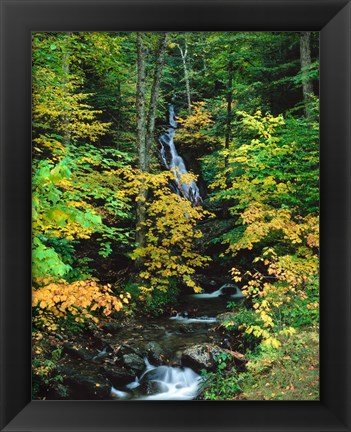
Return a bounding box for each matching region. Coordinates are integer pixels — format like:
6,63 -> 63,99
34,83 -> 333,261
32,31 -> 319,401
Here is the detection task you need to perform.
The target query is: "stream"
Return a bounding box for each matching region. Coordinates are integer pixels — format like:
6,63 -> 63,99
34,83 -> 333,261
51,104 -> 245,402
109,284 -> 244,400
106,105 -> 244,400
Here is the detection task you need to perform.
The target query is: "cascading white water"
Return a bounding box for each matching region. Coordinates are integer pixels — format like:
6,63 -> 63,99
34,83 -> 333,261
169,314 -> 217,324
137,365 -> 200,400
111,358 -> 200,401
190,283 -> 245,299
159,105 -> 202,206
109,282 -> 244,401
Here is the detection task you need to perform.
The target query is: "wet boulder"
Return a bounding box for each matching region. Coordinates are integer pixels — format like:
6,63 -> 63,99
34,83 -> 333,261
102,322 -> 123,335
138,377 -> 169,396
62,342 -> 92,361
60,365 -> 112,399
146,380 -> 169,395
66,374 -> 111,399
181,344 -> 224,373
216,312 -> 237,328
223,284 -> 245,299
100,365 -> 135,387
144,341 -> 166,365
122,353 -> 145,374
117,343 -> 143,358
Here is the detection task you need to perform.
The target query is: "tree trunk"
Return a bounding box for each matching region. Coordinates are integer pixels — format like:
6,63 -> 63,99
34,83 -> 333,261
300,31 -> 314,117
225,56 -> 234,170
177,41 -> 192,114
136,33 -> 147,171
62,33 -> 72,146
136,33 -> 167,255
136,33 -> 148,253
145,33 -> 168,155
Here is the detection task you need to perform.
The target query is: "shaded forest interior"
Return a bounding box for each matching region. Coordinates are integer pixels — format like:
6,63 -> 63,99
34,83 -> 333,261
32,32 -> 319,401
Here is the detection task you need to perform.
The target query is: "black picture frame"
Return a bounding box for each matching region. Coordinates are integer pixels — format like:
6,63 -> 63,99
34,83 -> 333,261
1,0 -> 350,430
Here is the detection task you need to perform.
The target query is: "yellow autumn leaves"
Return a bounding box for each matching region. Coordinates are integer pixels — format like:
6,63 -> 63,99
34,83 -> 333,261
33,279 -> 131,330
131,184 -> 212,297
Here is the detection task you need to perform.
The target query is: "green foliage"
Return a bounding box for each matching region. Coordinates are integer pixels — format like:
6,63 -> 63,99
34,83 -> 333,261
32,237 -> 72,282
208,110 -> 319,345
32,335 -> 64,398
200,353 -> 241,400
121,278 -> 180,316
32,32 -> 135,286
32,32 -> 319,401
143,278 -> 180,316
201,369 -> 242,400
32,141 -> 132,285
240,329 -> 319,400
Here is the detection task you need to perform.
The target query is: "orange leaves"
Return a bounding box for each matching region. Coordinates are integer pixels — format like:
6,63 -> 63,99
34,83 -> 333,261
32,279 -> 129,329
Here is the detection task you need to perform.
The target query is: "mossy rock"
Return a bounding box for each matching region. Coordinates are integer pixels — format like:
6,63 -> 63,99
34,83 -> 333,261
216,312 -> 237,328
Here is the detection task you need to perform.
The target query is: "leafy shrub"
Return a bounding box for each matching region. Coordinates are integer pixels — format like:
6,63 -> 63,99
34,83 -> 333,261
200,353 -> 241,400
32,279 -> 130,331
125,169 -> 212,297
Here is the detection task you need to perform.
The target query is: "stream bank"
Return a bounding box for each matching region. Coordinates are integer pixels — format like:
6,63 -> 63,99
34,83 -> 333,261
39,283 -> 246,400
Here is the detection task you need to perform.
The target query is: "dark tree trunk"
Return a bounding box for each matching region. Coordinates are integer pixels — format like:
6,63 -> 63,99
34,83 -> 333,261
136,33 -> 147,171
62,33 -> 72,146
146,33 -> 168,155
300,31 -> 314,118
225,56 -> 234,170
136,33 -> 148,253
136,33 -> 167,256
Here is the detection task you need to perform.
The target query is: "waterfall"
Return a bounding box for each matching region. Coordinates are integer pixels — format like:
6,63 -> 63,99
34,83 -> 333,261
190,283 -> 245,299
111,360 -> 201,401
159,105 -> 202,206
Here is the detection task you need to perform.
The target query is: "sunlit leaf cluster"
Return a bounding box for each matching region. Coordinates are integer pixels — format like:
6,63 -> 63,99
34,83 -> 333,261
33,279 -> 131,330
126,170 -> 212,297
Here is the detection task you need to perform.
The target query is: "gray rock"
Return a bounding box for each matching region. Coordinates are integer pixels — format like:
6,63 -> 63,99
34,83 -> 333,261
181,344 -> 224,373
144,341 -> 165,365
144,380 -> 169,395
118,343 -> 143,357
64,372 -> 112,399
62,342 -> 92,361
216,312 -> 237,327
100,365 -> 134,387
102,322 -> 123,334
191,274 -> 227,291
122,353 -> 145,374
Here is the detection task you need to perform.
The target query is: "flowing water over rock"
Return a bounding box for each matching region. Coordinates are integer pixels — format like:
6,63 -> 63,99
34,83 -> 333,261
56,105 -> 245,400
191,283 -> 245,300
108,284 -> 244,400
159,105 -> 202,206
111,359 -> 200,400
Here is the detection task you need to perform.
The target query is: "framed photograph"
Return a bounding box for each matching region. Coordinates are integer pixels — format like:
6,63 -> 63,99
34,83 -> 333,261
1,0 -> 350,431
